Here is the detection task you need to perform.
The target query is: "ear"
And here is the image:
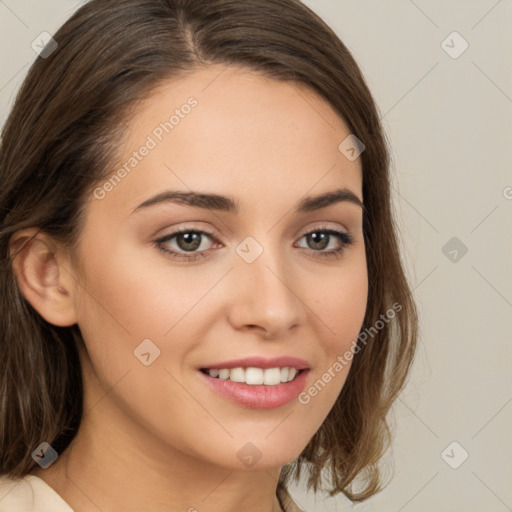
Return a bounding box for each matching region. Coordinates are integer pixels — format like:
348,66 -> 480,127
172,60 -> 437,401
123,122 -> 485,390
8,228 -> 78,327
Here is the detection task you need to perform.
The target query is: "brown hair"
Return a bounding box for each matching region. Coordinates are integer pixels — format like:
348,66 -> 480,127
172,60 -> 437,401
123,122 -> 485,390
0,0 -> 418,501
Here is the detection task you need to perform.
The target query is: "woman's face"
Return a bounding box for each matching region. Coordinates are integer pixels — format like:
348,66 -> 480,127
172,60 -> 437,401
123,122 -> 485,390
66,65 -> 368,470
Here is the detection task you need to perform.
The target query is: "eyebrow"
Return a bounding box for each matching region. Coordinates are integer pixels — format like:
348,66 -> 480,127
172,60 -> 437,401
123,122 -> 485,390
130,187 -> 364,216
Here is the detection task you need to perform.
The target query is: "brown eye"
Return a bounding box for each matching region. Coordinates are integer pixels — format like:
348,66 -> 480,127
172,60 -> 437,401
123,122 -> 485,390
296,227 -> 354,259
175,232 -> 203,251
155,229 -> 216,261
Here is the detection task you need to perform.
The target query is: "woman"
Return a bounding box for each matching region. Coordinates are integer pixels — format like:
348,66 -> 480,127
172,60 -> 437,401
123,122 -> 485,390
0,1 -> 418,511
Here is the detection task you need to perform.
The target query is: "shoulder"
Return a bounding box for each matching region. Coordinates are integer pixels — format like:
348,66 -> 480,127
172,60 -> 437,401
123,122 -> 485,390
277,484 -> 308,512
0,474 -> 74,512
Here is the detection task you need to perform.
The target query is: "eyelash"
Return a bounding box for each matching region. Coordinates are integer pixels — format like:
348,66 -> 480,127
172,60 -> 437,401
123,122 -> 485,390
154,225 -> 354,262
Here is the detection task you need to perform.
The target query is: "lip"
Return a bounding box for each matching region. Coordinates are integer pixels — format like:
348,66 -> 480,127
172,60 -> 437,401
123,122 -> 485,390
198,368 -> 310,409
199,356 -> 311,371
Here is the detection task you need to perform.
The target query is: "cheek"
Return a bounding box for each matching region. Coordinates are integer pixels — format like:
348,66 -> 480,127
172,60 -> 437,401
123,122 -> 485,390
72,235 -> 229,403
310,252 -> 368,351
72,241 -> 216,454
75,236 -> 203,340
298,255 -> 367,416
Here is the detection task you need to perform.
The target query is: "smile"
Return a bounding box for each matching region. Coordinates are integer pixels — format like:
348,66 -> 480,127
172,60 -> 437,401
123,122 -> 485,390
198,368 -> 310,409
200,366 -> 300,386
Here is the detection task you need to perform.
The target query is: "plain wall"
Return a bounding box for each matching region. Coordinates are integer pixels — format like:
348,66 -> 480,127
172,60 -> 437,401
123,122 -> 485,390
1,1 -> 511,511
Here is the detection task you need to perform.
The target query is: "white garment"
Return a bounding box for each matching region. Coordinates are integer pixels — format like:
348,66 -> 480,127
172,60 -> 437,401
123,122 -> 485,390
0,474 -> 74,512
0,474 -> 305,512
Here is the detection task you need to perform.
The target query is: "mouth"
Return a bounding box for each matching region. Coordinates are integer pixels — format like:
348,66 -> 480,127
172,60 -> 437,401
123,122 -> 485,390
198,367 -> 310,409
199,366 -> 305,386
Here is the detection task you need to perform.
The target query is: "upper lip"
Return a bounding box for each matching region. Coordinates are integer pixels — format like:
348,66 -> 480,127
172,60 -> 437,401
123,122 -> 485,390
200,356 -> 311,370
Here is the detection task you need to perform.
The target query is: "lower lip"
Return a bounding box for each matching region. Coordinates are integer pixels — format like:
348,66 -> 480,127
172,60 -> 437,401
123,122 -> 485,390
198,369 -> 310,409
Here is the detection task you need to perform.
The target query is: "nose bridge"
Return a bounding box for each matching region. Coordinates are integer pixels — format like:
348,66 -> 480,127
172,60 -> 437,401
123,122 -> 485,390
227,232 -> 305,335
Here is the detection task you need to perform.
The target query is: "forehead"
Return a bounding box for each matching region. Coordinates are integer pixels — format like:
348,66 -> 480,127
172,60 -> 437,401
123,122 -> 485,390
91,64 -> 363,218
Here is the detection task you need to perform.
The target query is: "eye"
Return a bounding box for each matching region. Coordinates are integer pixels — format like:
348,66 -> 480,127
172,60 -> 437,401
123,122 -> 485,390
154,225 -> 354,262
295,226 -> 354,259
155,228 -> 217,262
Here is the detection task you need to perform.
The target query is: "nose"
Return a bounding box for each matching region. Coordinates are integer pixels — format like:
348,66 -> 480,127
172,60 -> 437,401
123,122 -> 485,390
226,242 -> 306,338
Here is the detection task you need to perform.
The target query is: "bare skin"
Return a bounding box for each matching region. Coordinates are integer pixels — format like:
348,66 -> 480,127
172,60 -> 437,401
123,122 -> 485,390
11,64 -> 368,512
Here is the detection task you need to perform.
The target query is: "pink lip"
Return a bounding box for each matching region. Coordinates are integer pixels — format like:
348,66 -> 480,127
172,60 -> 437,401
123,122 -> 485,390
198,369 -> 310,409
199,356 -> 310,370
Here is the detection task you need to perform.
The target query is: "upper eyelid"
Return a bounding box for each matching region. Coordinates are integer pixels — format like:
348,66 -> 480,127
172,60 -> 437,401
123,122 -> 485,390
157,224 -> 350,240
157,220 -> 352,237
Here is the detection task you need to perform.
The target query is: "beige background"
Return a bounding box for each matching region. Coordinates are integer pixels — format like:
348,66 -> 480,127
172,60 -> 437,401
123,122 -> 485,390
1,1 -> 511,511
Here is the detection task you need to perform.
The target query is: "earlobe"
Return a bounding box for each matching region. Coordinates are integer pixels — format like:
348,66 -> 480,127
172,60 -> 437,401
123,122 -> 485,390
8,228 -> 78,327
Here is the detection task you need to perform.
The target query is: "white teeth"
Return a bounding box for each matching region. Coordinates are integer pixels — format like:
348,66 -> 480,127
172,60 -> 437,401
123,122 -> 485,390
263,368 -> 281,385
245,367 -> 264,385
229,367 -> 245,383
205,366 -> 301,385
218,369 -> 230,380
